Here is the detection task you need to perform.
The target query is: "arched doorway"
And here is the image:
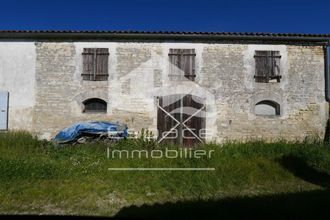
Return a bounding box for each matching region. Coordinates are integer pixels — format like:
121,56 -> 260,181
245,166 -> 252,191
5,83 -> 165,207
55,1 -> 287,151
157,94 -> 206,146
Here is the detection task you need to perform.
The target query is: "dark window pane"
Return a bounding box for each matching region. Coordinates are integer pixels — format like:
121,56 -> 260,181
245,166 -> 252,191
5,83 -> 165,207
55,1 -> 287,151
83,98 -> 107,113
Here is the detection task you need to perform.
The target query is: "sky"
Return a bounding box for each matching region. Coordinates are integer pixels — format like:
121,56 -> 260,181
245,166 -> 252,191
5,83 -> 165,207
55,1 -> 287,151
0,0 -> 329,34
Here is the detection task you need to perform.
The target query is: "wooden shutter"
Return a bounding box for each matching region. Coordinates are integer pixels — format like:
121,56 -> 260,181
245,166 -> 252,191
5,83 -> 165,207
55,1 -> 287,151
169,49 -> 196,81
82,48 -> 95,80
169,49 -> 179,81
95,48 -> 109,81
254,51 -> 281,83
82,48 -> 109,81
270,51 -> 281,80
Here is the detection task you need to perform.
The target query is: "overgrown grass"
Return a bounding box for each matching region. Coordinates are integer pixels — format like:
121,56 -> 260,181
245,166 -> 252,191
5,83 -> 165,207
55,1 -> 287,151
0,131 -> 330,217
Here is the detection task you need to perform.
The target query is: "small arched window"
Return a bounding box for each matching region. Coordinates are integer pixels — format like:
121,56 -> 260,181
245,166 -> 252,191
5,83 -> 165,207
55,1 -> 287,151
83,98 -> 107,113
255,100 -> 280,116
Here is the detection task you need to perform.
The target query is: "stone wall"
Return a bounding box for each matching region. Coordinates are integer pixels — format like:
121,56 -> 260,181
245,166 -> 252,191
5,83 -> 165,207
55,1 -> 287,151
33,42 -> 161,139
1,41 -> 327,141
200,44 -> 328,141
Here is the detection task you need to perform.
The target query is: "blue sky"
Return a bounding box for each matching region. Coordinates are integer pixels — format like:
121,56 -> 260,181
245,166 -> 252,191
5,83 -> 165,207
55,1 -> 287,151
0,0 -> 329,33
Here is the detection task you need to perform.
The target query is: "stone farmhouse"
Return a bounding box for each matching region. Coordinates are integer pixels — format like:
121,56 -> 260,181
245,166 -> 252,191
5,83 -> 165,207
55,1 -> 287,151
0,31 -> 329,144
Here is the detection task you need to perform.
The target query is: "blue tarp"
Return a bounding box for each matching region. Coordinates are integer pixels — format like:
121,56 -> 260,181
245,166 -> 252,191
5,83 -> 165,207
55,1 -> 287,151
53,121 -> 128,144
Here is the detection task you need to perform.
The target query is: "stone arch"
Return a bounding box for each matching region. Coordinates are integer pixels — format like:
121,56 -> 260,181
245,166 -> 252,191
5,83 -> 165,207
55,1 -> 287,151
255,100 -> 281,116
250,92 -> 284,116
72,91 -> 108,114
82,98 -> 107,113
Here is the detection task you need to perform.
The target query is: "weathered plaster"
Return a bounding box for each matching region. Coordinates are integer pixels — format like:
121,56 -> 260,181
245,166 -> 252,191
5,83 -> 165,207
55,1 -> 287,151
0,42 -> 36,130
0,41 -> 327,142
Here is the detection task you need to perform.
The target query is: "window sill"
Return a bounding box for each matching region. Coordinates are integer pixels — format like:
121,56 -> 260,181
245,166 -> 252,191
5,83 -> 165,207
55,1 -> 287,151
255,114 -> 281,118
254,76 -> 282,84
254,81 -> 281,84
253,82 -> 283,89
82,111 -> 107,114
82,113 -> 107,115
81,74 -> 109,81
82,79 -> 109,82
81,80 -> 108,86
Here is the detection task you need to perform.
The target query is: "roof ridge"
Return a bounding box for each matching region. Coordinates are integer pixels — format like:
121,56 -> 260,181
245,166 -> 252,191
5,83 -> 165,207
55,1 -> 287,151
0,30 -> 329,36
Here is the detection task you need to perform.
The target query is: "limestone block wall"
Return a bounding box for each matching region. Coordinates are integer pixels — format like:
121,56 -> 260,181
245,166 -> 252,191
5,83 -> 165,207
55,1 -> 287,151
200,44 -> 328,141
0,40 -> 327,141
33,42 -> 161,139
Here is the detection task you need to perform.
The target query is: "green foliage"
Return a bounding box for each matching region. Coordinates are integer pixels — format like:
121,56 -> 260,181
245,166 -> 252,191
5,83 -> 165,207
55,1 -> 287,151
0,131 -> 330,216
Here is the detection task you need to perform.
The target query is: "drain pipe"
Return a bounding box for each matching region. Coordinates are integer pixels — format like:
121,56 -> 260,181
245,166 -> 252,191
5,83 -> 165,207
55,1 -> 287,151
324,42 -> 330,144
325,42 -> 330,102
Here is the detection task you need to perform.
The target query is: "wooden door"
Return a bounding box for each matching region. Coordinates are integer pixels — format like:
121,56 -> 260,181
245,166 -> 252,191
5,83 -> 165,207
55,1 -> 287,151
157,94 -> 205,146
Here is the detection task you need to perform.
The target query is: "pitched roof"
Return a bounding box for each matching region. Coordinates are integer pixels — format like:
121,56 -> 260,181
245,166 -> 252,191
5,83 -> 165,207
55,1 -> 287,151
0,30 -> 329,44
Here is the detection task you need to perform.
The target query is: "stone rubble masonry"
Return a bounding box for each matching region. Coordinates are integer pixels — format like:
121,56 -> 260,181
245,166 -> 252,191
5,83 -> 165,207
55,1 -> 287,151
0,41 -> 327,142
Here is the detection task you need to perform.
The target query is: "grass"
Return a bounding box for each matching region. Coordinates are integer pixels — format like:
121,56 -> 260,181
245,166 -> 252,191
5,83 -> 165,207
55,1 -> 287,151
0,131 -> 330,218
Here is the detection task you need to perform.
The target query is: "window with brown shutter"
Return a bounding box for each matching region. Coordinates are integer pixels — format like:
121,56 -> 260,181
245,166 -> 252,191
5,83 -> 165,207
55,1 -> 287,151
82,48 -> 109,81
254,51 -> 281,83
169,49 -> 196,81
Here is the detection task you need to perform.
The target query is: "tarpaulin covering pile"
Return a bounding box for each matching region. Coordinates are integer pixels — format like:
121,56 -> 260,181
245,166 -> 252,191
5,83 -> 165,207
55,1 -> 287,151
53,121 -> 128,144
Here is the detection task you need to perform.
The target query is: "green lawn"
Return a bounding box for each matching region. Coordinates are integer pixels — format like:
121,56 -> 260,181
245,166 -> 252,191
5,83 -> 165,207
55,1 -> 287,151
0,131 -> 330,219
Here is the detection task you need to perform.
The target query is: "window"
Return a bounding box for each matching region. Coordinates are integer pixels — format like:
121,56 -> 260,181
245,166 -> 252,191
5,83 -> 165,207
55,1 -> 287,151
82,48 -> 109,81
169,49 -> 196,81
255,100 -> 280,116
254,51 -> 281,83
83,98 -> 107,113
